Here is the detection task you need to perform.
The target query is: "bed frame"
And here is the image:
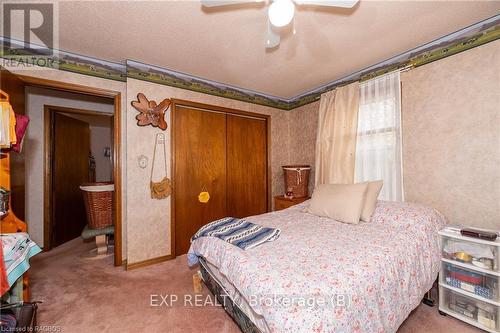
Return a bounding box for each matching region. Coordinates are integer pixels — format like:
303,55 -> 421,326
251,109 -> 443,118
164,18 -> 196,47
193,257 -> 437,333
423,279 -> 438,307
197,258 -> 262,333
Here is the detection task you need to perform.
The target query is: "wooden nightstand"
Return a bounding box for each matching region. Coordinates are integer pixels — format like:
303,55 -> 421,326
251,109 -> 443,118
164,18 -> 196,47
274,195 -> 310,211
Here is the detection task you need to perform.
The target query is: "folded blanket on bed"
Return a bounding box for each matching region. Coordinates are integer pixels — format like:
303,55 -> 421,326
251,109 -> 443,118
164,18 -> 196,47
192,217 -> 281,250
188,217 -> 281,266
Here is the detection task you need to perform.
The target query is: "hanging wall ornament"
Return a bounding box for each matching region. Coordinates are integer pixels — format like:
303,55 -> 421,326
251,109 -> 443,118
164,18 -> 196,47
150,133 -> 171,199
198,186 -> 210,203
131,93 -> 171,130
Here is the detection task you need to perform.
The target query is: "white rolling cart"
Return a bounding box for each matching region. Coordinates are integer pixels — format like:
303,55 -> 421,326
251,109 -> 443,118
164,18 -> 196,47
438,226 -> 500,332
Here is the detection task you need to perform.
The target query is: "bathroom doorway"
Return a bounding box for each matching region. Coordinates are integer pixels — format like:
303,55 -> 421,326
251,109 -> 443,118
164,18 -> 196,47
45,105 -> 114,249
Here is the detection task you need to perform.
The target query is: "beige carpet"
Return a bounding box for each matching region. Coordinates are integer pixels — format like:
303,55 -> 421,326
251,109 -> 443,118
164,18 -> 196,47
29,239 -> 482,333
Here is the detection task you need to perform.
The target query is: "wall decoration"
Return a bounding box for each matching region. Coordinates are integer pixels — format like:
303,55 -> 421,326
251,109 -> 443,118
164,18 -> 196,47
287,15 -> 500,109
126,60 -> 290,110
198,190 -> 210,204
151,177 -> 171,200
137,155 -> 148,169
150,134 -> 171,200
131,93 -> 170,130
0,37 -> 127,82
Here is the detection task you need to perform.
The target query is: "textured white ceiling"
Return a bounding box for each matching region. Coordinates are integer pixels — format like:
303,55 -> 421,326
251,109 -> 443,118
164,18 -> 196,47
56,0 -> 500,98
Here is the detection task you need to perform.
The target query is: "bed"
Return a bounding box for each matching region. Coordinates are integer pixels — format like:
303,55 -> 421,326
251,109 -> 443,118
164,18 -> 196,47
188,200 -> 446,333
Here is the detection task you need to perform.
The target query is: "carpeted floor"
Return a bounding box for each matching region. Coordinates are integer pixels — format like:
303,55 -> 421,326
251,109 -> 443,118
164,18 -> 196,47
29,239 -> 482,333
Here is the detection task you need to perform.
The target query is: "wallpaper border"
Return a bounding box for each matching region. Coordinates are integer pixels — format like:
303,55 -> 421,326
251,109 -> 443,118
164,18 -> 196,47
1,15 -> 498,110
287,15 -> 500,109
0,37 -> 127,82
126,60 -> 290,110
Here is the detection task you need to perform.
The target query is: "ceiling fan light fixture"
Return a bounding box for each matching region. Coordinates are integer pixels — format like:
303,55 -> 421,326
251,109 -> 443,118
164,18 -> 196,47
268,0 -> 295,27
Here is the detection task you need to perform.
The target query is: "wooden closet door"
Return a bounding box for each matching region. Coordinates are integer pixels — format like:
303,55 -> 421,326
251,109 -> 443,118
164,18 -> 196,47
174,106 -> 227,255
226,115 -> 268,218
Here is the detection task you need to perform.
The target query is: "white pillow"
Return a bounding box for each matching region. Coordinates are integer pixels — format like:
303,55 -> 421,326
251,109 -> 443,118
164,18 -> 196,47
360,180 -> 383,222
307,183 -> 369,224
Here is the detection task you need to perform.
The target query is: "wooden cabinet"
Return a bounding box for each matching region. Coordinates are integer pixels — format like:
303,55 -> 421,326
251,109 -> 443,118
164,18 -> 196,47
274,195 -> 310,211
172,100 -> 269,256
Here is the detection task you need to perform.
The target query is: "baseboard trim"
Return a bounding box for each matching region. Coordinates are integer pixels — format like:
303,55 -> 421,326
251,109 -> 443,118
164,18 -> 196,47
126,254 -> 174,270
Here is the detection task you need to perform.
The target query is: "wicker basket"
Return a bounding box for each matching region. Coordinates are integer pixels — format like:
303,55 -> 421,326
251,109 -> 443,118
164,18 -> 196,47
282,165 -> 311,198
80,182 -> 114,229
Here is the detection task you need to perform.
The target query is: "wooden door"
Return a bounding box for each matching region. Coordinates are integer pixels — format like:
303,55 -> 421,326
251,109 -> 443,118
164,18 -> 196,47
174,106 -> 227,255
52,113 -> 90,247
0,66 -> 25,220
226,115 -> 268,218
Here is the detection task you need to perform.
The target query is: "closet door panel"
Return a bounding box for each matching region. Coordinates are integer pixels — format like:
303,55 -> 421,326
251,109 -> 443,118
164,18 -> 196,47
174,106 -> 227,255
226,115 -> 268,218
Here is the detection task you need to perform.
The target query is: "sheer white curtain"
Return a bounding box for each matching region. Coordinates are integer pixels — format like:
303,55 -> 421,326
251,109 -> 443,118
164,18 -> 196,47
354,71 -> 403,201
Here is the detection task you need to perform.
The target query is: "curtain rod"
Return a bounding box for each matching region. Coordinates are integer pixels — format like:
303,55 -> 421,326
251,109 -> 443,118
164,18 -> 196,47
359,64 -> 414,83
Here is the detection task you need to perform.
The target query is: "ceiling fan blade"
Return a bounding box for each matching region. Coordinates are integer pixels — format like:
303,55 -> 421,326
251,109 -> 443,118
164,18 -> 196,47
265,21 -> 280,49
201,0 -> 264,7
294,0 -> 358,8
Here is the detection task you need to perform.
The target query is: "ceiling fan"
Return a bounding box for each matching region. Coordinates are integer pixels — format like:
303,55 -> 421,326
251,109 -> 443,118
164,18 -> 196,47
201,0 -> 359,48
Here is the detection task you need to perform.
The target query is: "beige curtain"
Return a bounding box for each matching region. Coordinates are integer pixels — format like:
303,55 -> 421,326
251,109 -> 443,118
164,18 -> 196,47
314,81 -> 360,186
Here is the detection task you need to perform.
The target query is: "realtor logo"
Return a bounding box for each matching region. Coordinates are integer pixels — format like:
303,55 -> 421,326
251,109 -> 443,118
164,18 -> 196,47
1,1 -> 59,65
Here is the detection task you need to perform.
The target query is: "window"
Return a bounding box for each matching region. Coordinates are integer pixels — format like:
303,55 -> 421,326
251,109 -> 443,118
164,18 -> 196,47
354,71 -> 403,201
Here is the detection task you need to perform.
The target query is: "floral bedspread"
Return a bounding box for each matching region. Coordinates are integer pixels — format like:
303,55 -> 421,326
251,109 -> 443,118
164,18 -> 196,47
188,201 -> 446,333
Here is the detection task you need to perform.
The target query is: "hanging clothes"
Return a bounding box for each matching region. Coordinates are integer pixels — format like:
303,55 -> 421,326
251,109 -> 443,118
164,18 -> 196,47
0,102 -> 11,146
0,101 -> 17,149
11,114 -> 29,153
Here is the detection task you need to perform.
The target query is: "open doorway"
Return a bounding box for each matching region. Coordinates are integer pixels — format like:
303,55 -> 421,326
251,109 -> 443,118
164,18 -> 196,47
44,105 -> 114,249
0,67 -> 123,266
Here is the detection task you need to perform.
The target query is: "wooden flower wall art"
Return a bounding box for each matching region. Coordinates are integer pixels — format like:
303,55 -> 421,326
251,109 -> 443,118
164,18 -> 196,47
131,93 -> 171,130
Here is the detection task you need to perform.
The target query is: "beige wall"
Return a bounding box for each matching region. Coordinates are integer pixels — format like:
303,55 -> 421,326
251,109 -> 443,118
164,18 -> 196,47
126,78 -> 291,264
401,40 -> 500,229
24,86 -> 114,246
287,101 -> 320,196
285,41 -> 500,230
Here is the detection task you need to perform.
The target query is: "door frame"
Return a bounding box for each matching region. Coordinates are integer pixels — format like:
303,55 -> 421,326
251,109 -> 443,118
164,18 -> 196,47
18,75 -> 123,266
170,99 -> 272,258
44,105 -> 114,250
